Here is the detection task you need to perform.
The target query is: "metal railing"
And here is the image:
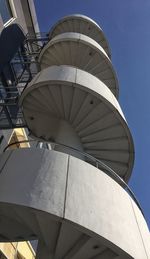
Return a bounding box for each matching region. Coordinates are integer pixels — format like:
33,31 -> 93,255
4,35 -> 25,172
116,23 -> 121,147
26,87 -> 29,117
0,32 -> 49,129
3,139 -> 144,217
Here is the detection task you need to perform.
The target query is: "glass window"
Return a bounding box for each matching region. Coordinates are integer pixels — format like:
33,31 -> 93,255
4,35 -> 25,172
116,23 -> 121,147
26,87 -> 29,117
0,0 -> 13,24
8,128 -> 30,150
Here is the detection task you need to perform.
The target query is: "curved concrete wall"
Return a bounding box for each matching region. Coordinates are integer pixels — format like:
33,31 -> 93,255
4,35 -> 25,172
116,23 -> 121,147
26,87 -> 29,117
48,14 -> 111,58
38,33 -> 119,97
20,65 -> 134,181
0,149 -> 149,258
40,32 -> 109,59
49,14 -> 103,36
20,66 -> 124,120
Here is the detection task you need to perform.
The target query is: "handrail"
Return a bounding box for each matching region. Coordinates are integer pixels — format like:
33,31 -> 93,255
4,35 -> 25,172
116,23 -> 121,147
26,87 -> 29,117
3,139 -> 144,217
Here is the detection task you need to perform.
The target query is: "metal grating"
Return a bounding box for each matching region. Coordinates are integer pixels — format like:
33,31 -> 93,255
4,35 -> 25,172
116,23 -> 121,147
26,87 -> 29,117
0,32 -> 48,129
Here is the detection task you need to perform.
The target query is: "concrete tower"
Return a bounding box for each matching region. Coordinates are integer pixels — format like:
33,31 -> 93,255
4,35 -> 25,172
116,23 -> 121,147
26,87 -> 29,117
0,15 -> 149,259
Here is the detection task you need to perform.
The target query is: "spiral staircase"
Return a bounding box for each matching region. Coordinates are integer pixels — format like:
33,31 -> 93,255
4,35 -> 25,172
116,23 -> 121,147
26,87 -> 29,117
0,14 -> 149,259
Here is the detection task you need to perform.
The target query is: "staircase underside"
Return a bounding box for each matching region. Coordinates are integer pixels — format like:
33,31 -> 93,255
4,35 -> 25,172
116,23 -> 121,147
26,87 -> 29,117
39,32 -> 118,97
49,14 -> 111,58
0,149 -> 148,259
0,203 -> 120,259
20,65 -> 134,181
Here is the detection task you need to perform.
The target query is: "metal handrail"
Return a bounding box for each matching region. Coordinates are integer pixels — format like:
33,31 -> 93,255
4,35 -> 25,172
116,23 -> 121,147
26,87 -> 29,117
3,139 -> 144,216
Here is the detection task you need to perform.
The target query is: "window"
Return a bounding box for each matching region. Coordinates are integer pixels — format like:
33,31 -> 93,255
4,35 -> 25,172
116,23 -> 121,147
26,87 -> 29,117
0,0 -> 13,24
8,128 -> 30,150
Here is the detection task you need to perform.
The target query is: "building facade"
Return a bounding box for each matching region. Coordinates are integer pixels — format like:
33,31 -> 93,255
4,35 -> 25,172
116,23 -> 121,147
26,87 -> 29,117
0,9 -> 150,259
0,0 -> 39,258
0,0 -> 39,152
0,0 -> 39,34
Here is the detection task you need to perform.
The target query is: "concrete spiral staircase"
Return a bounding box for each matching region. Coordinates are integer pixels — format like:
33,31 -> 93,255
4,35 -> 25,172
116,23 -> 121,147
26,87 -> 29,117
39,32 -> 118,96
48,14 -> 111,58
21,65 -> 133,181
0,14 -> 150,259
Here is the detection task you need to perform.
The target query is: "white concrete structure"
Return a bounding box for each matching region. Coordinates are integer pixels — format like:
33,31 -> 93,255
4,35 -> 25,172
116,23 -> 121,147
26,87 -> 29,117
0,14 -> 149,258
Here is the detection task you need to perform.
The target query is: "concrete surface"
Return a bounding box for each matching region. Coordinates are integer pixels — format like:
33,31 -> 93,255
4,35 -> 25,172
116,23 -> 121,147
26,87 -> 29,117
20,65 -> 134,181
0,149 -> 149,258
49,14 -> 111,58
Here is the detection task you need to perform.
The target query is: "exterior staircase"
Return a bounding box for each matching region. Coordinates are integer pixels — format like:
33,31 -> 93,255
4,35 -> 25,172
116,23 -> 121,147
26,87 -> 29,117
0,14 -> 149,259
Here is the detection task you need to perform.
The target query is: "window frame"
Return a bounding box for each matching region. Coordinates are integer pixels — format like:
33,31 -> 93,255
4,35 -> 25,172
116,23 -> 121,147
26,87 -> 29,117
2,0 -> 17,27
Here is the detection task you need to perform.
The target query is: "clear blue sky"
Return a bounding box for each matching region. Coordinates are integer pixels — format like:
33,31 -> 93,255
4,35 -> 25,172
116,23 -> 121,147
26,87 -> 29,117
34,0 -> 150,227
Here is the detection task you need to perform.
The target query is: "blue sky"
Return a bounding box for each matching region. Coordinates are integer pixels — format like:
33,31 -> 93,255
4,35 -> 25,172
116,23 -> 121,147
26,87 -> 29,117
34,0 -> 150,227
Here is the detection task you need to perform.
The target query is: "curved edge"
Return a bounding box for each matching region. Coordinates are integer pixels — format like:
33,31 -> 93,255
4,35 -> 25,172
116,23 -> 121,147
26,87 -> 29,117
39,32 -> 109,59
19,65 -> 134,181
48,14 -> 111,58
0,149 -> 147,258
20,66 -> 122,120
38,32 -> 119,98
